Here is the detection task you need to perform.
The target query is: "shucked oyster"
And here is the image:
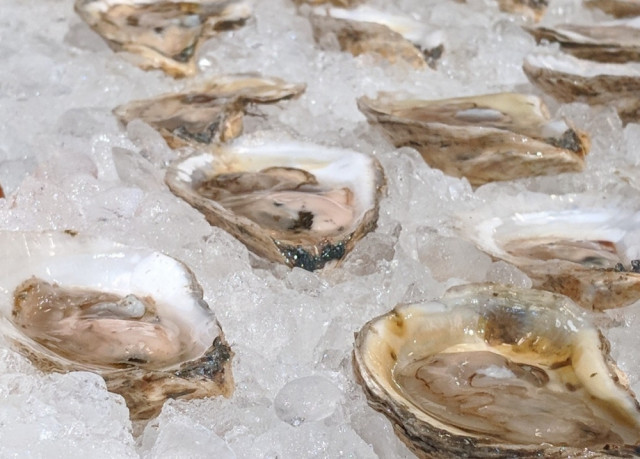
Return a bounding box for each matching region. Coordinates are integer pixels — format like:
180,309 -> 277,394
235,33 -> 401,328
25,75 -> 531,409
309,6 -> 444,69
358,92 -> 589,187
114,74 -> 305,149
523,51 -> 640,124
457,193 -> 640,310
586,0 -> 640,18
0,231 -> 233,420
526,18 -> 640,63
74,0 -> 252,77
354,283 -> 640,458
165,136 -> 385,270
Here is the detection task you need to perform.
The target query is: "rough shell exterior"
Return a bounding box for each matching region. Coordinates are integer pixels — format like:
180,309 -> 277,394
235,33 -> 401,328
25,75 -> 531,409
358,93 -> 589,186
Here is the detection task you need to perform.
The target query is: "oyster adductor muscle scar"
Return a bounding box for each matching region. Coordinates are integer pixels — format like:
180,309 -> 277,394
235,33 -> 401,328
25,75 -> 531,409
0,231 -> 234,420
353,283 -> 640,458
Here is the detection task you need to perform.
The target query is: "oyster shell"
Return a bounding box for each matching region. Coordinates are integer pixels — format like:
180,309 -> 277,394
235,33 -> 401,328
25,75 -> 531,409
457,193 -> 640,310
74,0 -> 252,77
497,0 -> 548,22
114,74 -> 305,149
586,0 -> 640,18
358,92 -> 589,187
0,231 -> 233,420
526,18 -> 640,63
309,6 -> 444,69
354,283 -> 640,458
165,136 -> 385,270
523,51 -> 640,124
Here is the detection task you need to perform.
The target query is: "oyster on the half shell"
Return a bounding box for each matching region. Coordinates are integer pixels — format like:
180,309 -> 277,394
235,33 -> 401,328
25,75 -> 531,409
354,283 -> 640,458
309,5 -> 444,69
358,92 -> 589,186
526,18 -> 640,63
586,0 -> 640,17
0,231 -> 233,420
114,74 -> 305,149
165,136 -> 385,270
74,0 -> 252,77
457,193 -> 640,310
523,51 -> 640,124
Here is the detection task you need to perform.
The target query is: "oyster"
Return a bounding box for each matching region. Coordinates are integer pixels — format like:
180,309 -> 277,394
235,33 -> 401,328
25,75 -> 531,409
526,18 -> 640,63
523,51 -> 640,124
165,136 -> 385,270
114,74 -> 305,149
354,283 -> 640,458
74,0 -> 252,77
358,92 -> 589,187
586,0 -> 640,18
0,231 -> 233,420
496,0 -> 548,21
309,6 -> 444,69
457,193 -> 640,310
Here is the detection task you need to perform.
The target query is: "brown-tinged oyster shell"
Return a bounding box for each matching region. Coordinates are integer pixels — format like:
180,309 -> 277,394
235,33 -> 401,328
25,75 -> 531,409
586,0 -> 640,18
526,18 -> 640,63
497,0 -> 548,22
165,135 -> 385,271
309,6 -> 444,69
353,283 -> 640,458
74,0 -> 252,77
523,51 -> 640,124
114,74 -> 305,149
0,231 -> 233,420
358,92 -> 589,187
457,193 -> 640,310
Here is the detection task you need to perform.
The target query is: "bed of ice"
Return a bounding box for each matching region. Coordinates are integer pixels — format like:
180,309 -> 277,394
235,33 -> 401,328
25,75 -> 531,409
1,0 -> 640,457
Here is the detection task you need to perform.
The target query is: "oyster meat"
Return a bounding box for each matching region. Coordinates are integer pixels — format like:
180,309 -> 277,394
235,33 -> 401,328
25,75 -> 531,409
457,193 -> 640,310
309,6 -> 444,69
165,136 -> 385,270
0,231 -> 233,420
526,18 -> 640,63
586,0 -> 640,17
354,283 -> 640,458
496,0 -> 548,22
523,51 -> 640,124
358,92 -> 589,187
74,0 -> 252,77
114,74 -> 305,149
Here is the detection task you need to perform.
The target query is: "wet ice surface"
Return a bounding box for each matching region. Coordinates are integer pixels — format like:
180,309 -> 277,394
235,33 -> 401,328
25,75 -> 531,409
0,0 -> 639,457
